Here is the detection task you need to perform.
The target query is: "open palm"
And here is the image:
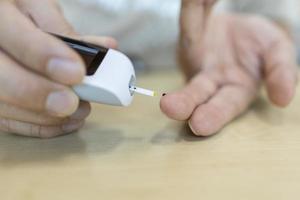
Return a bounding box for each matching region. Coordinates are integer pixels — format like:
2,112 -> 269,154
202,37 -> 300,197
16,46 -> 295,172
161,14 -> 298,136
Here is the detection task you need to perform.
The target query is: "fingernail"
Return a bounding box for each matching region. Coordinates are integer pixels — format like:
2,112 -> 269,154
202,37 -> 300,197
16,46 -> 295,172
47,58 -> 85,83
188,121 -> 197,135
46,90 -> 79,117
62,121 -> 84,133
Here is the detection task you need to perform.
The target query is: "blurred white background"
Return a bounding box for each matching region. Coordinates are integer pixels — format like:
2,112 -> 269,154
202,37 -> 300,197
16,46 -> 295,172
59,0 -> 300,69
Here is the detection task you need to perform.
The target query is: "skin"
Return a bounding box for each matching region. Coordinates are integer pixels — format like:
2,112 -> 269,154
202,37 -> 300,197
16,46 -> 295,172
160,0 -> 298,136
0,0 -> 117,138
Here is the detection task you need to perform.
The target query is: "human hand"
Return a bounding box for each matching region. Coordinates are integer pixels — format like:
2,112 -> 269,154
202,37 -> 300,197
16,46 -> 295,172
160,1 -> 298,136
0,0 -> 117,138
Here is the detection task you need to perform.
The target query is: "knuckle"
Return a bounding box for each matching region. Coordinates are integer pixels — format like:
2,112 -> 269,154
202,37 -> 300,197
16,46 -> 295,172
0,117 -> 66,138
37,116 -> 67,126
30,124 -> 42,137
0,118 -> 9,132
38,127 -> 63,138
27,123 -> 65,138
13,79 -> 46,109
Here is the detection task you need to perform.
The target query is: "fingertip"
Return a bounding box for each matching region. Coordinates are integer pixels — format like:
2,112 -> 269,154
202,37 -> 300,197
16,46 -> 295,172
105,37 -> 118,49
81,36 -> 118,49
160,93 -> 194,121
266,68 -> 297,107
46,89 -> 80,118
268,87 -> 295,107
70,101 -> 91,120
188,106 -> 223,136
188,117 -> 216,137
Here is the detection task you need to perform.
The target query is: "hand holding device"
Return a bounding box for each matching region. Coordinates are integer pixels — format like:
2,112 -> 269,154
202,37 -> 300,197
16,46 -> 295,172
54,34 -> 156,107
0,0 -> 116,137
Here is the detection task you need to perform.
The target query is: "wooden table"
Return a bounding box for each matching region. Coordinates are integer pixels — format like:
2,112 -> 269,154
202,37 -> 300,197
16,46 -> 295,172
1,70 -> 300,200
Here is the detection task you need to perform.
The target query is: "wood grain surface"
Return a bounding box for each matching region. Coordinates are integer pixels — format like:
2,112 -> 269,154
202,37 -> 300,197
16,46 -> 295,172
0,70 -> 300,200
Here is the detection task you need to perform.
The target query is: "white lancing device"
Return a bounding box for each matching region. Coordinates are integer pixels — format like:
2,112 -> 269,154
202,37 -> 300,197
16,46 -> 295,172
54,34 -> 155,107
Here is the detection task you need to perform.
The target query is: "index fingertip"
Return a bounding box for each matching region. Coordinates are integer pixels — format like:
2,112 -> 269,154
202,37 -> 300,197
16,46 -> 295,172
266,67 -> 298,107
160,92 -> 194,121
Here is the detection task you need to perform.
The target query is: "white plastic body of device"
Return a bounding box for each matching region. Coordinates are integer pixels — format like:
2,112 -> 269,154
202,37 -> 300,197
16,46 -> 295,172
53,34 -> 137,107
73,49 -> 136,107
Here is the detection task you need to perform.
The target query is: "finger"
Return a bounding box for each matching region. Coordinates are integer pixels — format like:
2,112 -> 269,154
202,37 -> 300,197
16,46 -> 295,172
0,101 -> 91,126
160,73 -> 217,120
180,0 -> 216,43
0,51 -> 79,117
0,117 -> 85,138
180,0 -> 216,57
189,84 -> 257,136
17,0 -> 119,49
69,101 -> 91,120
0,2 -> 85,85
263,35 -> 298,107
16,0 -> 78,36
81,36 -> 118,49
19,0 -> 118,49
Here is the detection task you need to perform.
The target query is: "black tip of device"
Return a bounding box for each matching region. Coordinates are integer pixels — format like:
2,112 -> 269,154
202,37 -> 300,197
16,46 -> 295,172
162,93 -> 167,96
